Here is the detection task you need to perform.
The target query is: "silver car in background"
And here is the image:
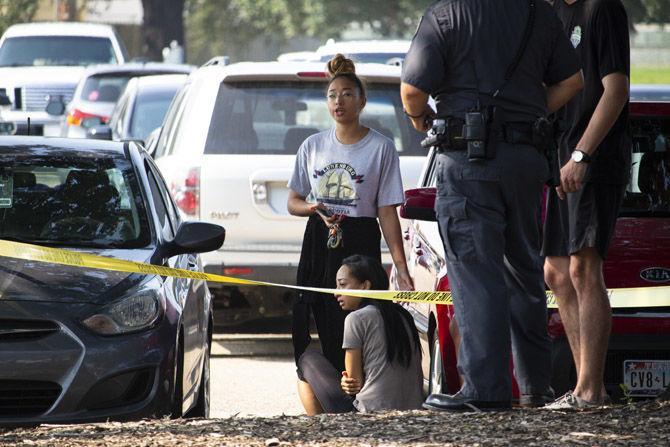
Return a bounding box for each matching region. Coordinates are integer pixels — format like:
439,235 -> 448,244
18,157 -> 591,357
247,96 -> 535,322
87,74 -> 188,144
51,63 -> 193,139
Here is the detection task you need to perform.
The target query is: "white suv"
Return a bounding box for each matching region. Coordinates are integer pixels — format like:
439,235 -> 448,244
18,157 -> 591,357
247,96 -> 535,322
153,60 -> 425,326
311,39 -> 410,65
0,22 -> 127,136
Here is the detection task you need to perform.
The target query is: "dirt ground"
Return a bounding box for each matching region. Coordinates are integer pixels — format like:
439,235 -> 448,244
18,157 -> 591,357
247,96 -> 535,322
1,398 -> 668,446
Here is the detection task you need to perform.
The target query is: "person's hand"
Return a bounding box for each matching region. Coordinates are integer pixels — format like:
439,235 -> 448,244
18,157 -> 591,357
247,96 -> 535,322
394,266 -> 415,291
556,159 -> 587,200
409,106 -> 436,132
340,371 -> 362,395
311,203 -> 345,225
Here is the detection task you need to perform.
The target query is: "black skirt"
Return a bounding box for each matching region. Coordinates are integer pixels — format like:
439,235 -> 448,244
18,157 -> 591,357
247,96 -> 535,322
292,214 -> 381,373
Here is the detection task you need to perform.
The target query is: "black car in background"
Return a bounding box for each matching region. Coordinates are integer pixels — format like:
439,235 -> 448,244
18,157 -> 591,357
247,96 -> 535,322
0,136 -> 224,423
87,74 -> 188,144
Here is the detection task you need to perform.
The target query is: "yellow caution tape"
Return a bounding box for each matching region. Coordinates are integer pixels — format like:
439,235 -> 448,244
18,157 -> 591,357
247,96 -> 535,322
1,239 -> 669,308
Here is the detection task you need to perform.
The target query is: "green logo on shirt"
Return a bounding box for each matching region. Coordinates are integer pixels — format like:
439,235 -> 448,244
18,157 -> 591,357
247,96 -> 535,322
570,26 -> 582,49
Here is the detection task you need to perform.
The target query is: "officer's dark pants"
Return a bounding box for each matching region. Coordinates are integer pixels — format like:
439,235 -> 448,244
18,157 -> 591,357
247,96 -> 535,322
435,143 -> 551,402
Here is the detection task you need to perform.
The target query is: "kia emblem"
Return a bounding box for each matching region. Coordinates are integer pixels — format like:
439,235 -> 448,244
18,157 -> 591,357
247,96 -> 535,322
639,267 -> 670,283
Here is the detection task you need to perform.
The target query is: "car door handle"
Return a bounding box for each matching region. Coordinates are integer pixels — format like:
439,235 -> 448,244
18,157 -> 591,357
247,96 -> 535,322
251,182 -> 268,204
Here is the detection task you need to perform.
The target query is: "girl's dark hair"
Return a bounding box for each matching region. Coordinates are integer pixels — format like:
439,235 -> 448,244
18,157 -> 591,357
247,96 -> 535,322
341,255 -> 421,368
326,53 -> 366,98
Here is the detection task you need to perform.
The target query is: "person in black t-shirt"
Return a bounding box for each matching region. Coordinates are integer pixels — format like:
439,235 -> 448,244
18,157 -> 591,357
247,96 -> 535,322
542,0 -> 631,410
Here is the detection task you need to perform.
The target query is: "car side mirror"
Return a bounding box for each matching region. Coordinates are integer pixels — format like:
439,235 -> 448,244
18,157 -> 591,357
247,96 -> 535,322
45,95 -> 66,116
400,187 -> 437,222
86,125 -> 113,140
0,93 -> 11,107
163,221 -> 225,258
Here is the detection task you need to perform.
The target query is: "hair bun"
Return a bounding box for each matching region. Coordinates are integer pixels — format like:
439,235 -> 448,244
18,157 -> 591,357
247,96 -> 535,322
327,53 -> 356,77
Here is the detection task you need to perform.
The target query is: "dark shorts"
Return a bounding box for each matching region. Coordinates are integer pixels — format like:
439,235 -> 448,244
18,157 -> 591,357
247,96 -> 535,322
542,182 -> 626,259
298,349 -> 356,414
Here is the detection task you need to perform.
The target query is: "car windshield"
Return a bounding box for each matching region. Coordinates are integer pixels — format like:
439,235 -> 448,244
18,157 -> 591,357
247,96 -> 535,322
0,36 -> 116,67
620,109 -> 670,217
202,81 -> 423,156
130,94 -> 175,141
0,150 -> 151,248
81,74 -> 132,103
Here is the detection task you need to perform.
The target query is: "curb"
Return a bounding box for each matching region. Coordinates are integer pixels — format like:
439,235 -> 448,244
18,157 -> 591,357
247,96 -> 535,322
212,334 -> 320,357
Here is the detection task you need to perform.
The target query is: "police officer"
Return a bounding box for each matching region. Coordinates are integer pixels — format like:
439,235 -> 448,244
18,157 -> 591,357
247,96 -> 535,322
401,0 -> 584,410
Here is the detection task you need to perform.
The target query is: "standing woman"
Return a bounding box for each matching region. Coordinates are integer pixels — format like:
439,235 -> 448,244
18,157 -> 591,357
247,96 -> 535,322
288,53 -> 413,375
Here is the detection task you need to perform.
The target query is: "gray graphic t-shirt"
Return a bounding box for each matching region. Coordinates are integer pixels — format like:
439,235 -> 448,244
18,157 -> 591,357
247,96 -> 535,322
288,128 -> 404,218
343,305 -> 424,412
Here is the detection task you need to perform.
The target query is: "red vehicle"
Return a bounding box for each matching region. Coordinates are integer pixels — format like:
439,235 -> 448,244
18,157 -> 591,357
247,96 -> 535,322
395,85 -> 670,402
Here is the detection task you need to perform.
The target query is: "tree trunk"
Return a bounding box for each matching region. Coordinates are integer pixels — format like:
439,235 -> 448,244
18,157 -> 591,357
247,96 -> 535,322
141,0 -> 185,61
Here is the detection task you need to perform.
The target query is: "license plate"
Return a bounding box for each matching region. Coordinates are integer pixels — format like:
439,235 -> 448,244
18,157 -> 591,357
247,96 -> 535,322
623,360 -> 670,397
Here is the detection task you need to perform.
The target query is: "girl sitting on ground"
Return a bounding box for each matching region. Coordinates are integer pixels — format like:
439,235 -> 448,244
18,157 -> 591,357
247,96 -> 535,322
297,255 -> 423,414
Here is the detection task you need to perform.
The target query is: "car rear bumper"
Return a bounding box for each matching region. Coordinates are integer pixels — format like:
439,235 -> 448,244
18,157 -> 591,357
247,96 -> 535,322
202,249 -> 394,327
551,333 -> 670,402
0,301 -> 177,424
204,262 -> 298,327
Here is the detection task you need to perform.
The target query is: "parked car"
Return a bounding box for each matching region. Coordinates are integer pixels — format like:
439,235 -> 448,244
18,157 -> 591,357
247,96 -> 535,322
0,22 -> 128,136
50,63 -> 193,139
0,136 -> 224,422
152,59 -> 426,327
87,74 -> 188,144
311,39 -> 410,65
394,85 -> 670,402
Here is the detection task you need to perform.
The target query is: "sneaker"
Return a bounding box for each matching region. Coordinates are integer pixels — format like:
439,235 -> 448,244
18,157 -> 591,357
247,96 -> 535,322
518,392 -> 554,408
543,391 -> 609,411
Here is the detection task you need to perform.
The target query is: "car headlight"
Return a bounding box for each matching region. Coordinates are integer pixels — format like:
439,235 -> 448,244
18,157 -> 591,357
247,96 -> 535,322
82,292 -> 163,335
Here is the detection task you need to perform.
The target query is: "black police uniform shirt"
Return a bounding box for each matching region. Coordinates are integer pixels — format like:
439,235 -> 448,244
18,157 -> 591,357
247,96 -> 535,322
402,0 -> 580,123
554,0 -> 631,185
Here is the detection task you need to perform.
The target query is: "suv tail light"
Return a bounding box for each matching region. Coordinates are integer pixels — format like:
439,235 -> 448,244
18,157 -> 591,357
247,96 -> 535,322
171,167 -> 200,217
297,71 -> 327,78
437,274 -> 450,291
547,309 -> 566,338
66,108 -> 108,127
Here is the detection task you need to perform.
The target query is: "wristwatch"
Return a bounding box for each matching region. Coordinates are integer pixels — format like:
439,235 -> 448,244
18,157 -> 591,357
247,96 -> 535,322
571,149 -> 592,163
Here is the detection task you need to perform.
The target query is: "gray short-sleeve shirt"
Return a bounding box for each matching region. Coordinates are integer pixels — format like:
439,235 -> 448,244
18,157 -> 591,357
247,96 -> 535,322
343,306 -> 424,412
288,128 -> 404,218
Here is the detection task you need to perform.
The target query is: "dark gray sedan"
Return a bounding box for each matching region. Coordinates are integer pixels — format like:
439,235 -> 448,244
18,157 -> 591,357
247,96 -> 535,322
0,136 -> 224,423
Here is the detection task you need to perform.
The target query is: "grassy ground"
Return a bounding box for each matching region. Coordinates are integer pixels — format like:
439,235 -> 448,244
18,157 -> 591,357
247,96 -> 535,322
631,65 -> 670,84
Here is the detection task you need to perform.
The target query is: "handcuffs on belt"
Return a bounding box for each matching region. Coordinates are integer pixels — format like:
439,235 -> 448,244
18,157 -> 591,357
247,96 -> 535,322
315,208 -> 343,249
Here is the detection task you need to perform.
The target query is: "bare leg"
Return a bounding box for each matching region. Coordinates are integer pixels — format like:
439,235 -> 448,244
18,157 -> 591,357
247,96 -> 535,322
569,247 -> 610,403
544,256 -> 581,377
297,379 -> 324,415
